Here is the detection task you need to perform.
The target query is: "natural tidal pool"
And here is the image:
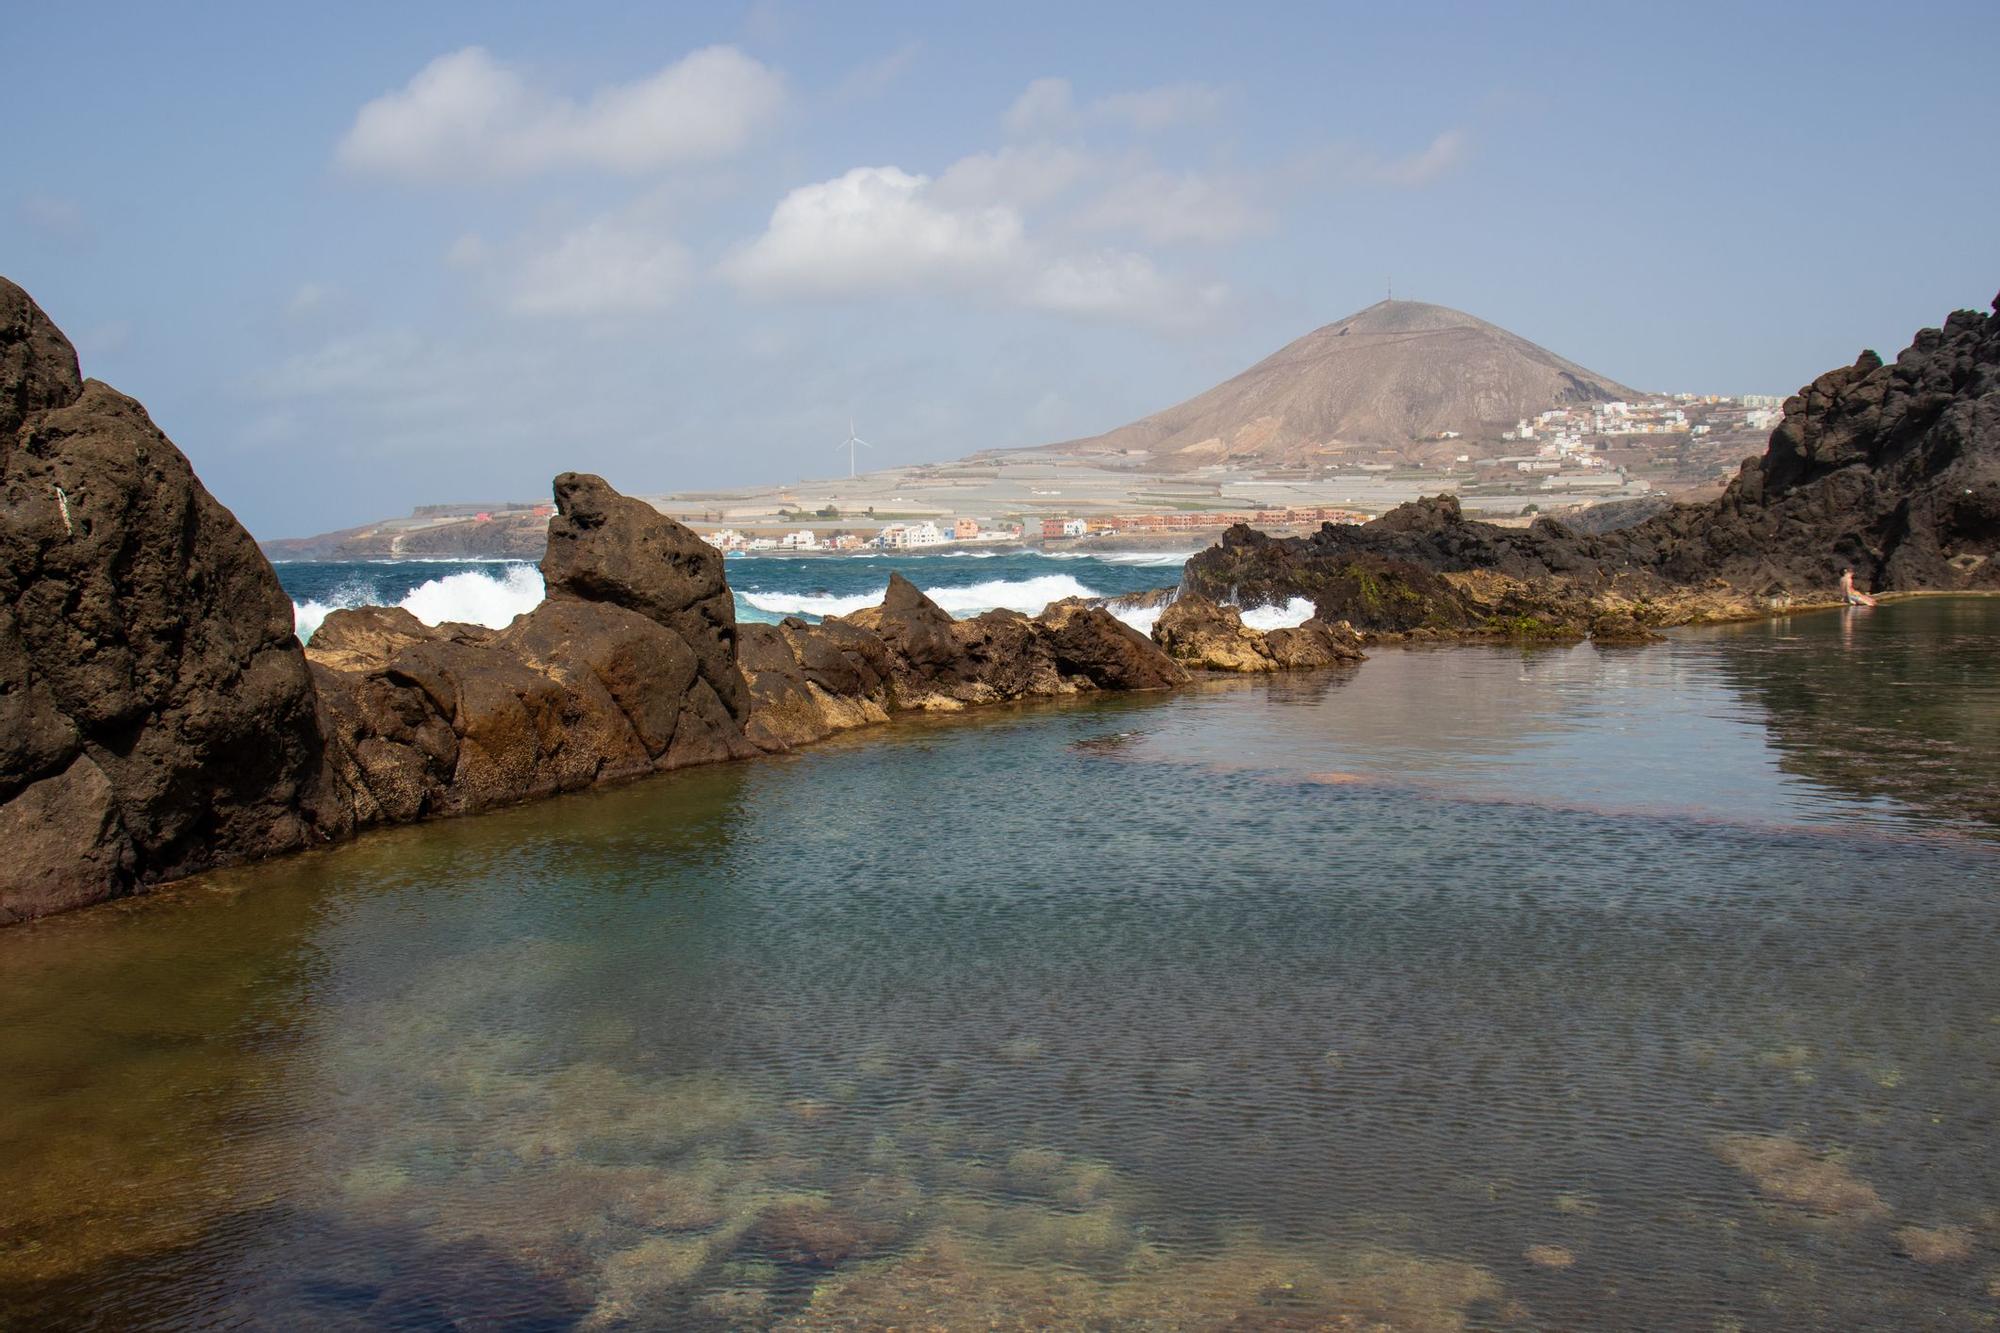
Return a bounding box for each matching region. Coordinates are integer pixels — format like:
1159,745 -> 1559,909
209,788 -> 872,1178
3,598 -> 1998,1329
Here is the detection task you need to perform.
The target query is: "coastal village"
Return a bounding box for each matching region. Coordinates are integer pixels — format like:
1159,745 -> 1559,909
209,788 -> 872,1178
261,377 -> 1784,562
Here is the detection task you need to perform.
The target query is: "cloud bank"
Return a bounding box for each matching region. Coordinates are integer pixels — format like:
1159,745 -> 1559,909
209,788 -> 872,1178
337,45 -> 786,180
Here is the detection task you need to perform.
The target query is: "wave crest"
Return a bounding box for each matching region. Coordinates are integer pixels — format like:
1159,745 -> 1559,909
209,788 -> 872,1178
293,565 -> 546,643
741,573 -> 1099,622
1239,597 -> 1317,631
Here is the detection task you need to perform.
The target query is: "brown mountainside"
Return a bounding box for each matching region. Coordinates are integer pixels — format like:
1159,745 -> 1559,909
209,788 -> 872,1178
1046,299 -> 1642,469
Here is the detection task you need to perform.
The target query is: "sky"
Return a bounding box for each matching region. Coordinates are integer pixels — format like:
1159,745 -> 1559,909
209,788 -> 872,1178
5,1 -> 1997,538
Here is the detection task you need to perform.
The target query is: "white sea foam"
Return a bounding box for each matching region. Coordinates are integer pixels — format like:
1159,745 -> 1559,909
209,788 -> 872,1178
739,589 -> 881,618
742,573 -> 1098,621
293,599 -> 339,643
400,566 -> 546,628
292,565 -> 546,643
1110,604 -> 1166,636
1099,551 -> 1195,567
1239,597 -> 1317,631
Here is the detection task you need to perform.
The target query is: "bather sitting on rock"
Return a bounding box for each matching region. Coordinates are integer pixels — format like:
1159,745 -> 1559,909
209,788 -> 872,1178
1839,568 -> 1878,607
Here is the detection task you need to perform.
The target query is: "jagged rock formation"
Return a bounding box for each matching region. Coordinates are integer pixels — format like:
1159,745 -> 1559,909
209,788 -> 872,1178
0,274 -> 1212,924
308,474 -> 761,826
1,278 -> 342,923
1151,595 -> 1364,672
739,575 -> 1188,749
1184,296 -> 2000,634
1043,299 -> 1640,470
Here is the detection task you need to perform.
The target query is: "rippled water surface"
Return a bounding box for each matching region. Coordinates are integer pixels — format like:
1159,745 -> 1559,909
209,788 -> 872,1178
3,599 -> 1998,1329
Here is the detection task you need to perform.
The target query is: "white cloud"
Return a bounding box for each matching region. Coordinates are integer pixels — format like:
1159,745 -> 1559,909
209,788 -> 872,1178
1371,129 -> 1470,187
286,282 -> 337,317
834,39 -> 922,102
1024,250 -> 1225,327
1002,77 -> 1077,137
1072,168 -> 1268,244
1002,76 -> 1223,137
1094,83 -> 1225,133
509,218 -> 692,315
933,144 -> 1095,210
336,45 -> 786,180
256,329 -> 433,399
724,164 -> 1224,329
445,233 -> 491,269
721,166 -> 1025,297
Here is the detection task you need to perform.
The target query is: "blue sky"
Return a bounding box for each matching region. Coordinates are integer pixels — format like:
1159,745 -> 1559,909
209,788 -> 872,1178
6,1 -> 1996,537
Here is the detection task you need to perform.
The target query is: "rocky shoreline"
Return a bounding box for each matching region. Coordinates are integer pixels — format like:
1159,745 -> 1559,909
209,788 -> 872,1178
1177,295 -> 1998,643
5,276 -> 1995,925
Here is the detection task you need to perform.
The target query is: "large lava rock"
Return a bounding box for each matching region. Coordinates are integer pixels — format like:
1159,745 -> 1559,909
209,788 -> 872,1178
541,471 -> 749,726
1,278 -> 342,923
309,477 -> 761,825
741,577 -> 1187,746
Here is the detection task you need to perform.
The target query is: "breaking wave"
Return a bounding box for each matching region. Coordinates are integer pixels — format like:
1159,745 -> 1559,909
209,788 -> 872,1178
740,574 -> 1098,622
292,565 -> 546,644
1239,597 -> 1317,631
1110,604 -> 1167,636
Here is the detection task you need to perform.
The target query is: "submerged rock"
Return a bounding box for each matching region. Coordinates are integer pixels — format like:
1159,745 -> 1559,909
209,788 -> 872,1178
1523,1243 -> 1576,1270
1715,1133 -> 1890,1220
1894,1223 -> 1974,1264
1,277 -> 343,922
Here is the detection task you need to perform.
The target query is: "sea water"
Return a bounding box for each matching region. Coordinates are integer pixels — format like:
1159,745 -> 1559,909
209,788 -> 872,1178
2,599 -> 1997,1328
276,549 -> 1215,644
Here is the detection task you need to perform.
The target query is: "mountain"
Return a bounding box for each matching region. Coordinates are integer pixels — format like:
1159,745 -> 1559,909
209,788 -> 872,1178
1181,293 -> 2000,622
1043,299 -> 1643,469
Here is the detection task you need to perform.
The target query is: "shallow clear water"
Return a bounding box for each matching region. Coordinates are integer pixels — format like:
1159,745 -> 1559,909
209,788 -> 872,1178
3,599 -> 1998,1329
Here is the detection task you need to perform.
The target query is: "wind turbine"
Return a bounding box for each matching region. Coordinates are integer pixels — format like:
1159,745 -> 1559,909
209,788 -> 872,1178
836,419 -> 873,479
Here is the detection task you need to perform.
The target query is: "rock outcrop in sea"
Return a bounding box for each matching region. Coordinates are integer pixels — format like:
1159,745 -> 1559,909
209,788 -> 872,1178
0,276 -> 1199,922
1183,295 -> 2000,637
1151,595 -> 1364,672
306,472 -> 764,828
739,575 -> 1188,749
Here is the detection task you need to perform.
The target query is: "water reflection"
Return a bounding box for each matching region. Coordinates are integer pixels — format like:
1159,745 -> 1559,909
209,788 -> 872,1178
1,604 -> 1998,1328
1706,599 -> 2000,833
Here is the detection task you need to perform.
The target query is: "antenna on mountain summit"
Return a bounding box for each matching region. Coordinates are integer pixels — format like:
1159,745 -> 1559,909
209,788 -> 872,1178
1387,276 -> 1393,302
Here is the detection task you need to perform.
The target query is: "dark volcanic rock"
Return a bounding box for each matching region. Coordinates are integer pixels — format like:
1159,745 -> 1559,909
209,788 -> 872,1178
1035,599 -> 1190,691
310,483 -> 762,825
1,277 -> 341,923
742,581 -> 1187,744
1181,297 -> 2000,616
541,471 -> 749,725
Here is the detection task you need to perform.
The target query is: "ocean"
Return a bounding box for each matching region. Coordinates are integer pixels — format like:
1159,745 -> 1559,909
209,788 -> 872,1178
3,590 -> 1997,1327
276,550 -> 1317,644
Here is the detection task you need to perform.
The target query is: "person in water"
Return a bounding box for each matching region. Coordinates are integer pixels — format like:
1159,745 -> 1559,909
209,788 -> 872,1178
1840,567 -> 1877,607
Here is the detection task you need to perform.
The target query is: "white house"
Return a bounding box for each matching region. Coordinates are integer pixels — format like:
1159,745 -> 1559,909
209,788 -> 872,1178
779,529 -> 816,550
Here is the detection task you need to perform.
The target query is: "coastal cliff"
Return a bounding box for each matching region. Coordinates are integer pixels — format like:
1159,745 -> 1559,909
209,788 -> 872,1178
1183,295 -> 2000,636
1,280 -> 344,922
